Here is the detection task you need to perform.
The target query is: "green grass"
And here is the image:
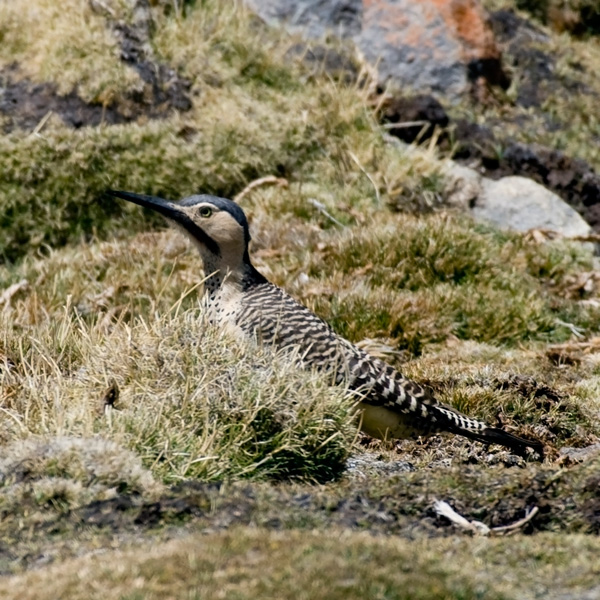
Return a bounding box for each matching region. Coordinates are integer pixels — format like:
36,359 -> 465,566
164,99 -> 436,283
282,212 -> 600,351
0,97 -> 369,263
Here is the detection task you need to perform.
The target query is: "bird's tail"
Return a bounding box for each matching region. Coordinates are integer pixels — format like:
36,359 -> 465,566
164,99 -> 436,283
450,423 -> 544,458
427,402 -> 544,458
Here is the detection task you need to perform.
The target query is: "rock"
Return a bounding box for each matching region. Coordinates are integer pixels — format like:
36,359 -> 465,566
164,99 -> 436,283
244,0 -> 509,99
440,121 -> 600,232
284,43 -> 360,84
245,0 -> 362,38
558,443 -> 600,465
380,94 -> 449,143
488,9 -> 554,109
472,175 -> 592,237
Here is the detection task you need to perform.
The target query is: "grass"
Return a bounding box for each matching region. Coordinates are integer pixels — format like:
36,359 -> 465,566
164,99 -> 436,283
0,0 -> 393,263
0,271 -> 355,483
2,215 -> 599,454
0,0 -> 140,100
298,214 -> 599,350
2,527 -> 600,600
0,95 -> 371,262
2,0 -> 600,596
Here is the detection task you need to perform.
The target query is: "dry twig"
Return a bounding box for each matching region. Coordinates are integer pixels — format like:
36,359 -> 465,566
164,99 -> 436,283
434,500 -> 538,536
0,279 -> 28,310
307,198 -> 345,227
233,176 -> 288,204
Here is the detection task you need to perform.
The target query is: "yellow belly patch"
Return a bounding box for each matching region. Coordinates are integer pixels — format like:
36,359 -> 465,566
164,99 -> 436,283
357,402 -> 425,440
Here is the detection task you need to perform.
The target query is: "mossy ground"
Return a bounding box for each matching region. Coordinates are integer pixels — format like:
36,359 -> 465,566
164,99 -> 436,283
465,0 -> 600,170
4,527 -> 600,600
1,1 -> 600,598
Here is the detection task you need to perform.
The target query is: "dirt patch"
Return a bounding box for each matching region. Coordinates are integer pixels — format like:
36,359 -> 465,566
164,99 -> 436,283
379,94 -> 449,143
0,67 -> 123,130
493,375 -> 564,406
0,63 -> 191,133
65,461 -> 600,536
513,0 -> 600,37
0,2 -> 191,132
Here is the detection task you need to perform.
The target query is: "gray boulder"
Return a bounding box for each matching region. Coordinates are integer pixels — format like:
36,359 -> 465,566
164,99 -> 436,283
472,175 -> 592,237
244,0 -> 362,38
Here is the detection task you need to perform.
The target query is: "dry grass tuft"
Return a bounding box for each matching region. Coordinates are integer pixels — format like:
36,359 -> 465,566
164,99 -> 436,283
0,265 -> 355,484
0,232 -> 356,485
0,436 -> 161,519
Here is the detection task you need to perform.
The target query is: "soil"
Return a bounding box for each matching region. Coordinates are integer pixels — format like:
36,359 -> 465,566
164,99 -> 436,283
379,94 -> 449,144
514,0 -> 600,37
2,448 -> 598,575
0,67 -> 126,130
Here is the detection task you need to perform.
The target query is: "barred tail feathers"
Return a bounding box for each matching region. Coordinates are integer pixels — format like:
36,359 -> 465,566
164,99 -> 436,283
452,424 -> 545,457
430,403 -> 544,457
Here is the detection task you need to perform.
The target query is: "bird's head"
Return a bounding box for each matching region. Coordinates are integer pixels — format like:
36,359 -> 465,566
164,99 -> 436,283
107,190 -> 253,272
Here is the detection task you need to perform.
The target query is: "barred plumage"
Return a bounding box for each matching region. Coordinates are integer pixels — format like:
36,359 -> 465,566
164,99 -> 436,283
108,190 -> 544,457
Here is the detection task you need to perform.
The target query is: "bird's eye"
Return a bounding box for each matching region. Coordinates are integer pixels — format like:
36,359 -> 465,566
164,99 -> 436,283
199,206 -> 212,218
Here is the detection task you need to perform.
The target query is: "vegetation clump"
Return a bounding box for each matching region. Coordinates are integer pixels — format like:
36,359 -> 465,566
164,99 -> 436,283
0,297 -> 355,484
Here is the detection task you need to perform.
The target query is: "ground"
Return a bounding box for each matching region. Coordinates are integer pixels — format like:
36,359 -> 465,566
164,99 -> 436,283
1,1 -> 600,598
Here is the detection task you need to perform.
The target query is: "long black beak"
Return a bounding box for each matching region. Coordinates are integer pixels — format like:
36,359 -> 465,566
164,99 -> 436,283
106,190 -> 185,222
107,189 -> 220,255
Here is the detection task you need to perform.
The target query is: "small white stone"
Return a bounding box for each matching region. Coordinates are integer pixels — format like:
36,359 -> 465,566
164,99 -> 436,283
297,272 -> 310,285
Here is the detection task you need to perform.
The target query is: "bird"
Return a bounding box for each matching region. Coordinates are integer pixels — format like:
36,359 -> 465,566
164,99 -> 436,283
107,190 -> 544,458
